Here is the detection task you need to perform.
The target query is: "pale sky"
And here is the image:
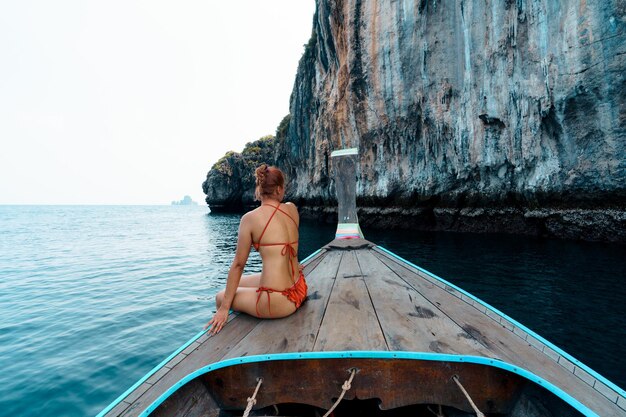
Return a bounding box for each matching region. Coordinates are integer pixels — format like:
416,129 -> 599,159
0,1 -> 316,205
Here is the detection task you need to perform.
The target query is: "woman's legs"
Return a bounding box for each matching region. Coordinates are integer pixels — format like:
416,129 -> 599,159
229,287 -> 265,316
238,273 -> 261,287
234,288 -> 297,318
215,273 -> 261,308
217,287 -> 296,318
215,273 -> 296,318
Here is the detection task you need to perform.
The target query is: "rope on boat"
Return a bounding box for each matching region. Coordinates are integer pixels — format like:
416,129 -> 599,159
452,375 -> 485,417
427,404 -> 445,417
242,377 -> 263,417
322,368 -> 357,417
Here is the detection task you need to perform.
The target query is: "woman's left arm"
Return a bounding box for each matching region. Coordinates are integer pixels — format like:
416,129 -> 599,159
205,213 -> 253,334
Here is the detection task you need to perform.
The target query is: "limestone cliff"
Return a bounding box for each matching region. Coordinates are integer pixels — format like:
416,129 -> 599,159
205,0 -> 626,242
202,135 -> 278,212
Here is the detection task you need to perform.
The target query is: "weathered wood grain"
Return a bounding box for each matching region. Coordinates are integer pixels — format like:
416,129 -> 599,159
149,379 -> 220,417
105,248 -> 330,417
106,244 -> 624,417
324,238 -> 373,250
116,314 -> 259,416
103,399 -> 132,417
223,250 -> 343,358
313,250 -> 388,351
203,357 -> 538,414
372,248 -> 625,417
301,249 -> 327,276
356,249 -> 494,356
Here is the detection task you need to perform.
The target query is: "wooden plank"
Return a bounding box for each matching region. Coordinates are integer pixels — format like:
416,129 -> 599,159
203,357 -> 530,414
372,249 -> 626,417
104,399 -> 132,417
372,249 -> 536,363
121,381 -> 155,406
301,248 -> 327,275
107,311 -> 247,415
109,250 -> 330,416
324,238 -> 373,250
223,250 -> 344,358
313,250 -> 388,351
356,249 -> 495,356
118,314 -> 259,416
150,379 -> 220,417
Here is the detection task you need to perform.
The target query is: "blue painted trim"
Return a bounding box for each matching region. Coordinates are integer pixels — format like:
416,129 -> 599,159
375,245 -> 626,398
96,249 -> 324,417
95,328 -> 210,417
138,351 -> 598,417
301,248 -> 322,264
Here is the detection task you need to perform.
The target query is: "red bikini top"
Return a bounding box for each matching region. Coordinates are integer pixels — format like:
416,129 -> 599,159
252,203 -> 299,279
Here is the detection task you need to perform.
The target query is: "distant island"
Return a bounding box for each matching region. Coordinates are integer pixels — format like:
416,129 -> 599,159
171,195 -> 198,206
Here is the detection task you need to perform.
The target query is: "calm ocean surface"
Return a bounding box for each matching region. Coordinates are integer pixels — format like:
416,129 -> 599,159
0,205 -> 624,417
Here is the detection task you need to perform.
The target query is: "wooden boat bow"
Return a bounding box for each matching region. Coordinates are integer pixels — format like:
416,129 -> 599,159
98,148 -> 626,417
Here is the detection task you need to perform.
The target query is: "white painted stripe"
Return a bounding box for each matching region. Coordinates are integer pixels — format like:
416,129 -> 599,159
336,223 -> 363,238
336,228 -> 360,234
330,148 -> 358,157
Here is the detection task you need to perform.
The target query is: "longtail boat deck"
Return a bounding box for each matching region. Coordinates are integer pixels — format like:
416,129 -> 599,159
101,238 -> 626,417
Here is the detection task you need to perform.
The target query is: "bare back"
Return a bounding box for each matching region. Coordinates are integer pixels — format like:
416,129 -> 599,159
250,202 -> 300,290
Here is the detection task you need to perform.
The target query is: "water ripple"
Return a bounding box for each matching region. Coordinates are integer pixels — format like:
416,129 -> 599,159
1,206 -> 624,417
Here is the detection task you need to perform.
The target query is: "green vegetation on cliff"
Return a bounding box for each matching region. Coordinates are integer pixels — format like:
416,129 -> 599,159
203,134 -> 281,211
276,114 -> 291,143
211,135 -> 276,172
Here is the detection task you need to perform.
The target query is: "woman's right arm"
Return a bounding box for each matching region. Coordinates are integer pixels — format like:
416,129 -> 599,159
205,213 -> 253,334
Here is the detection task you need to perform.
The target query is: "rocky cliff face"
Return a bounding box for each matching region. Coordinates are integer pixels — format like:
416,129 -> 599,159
202,135 -> 279,212
205,0 -> 626,242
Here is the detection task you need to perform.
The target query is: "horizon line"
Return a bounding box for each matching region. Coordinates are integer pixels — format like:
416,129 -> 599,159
0,203 -> 208,206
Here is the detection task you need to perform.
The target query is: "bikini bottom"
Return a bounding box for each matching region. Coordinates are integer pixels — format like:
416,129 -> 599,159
255,272 -> 308,317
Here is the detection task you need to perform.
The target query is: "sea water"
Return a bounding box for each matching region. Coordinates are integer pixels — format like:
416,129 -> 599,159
0,205 -> 624,417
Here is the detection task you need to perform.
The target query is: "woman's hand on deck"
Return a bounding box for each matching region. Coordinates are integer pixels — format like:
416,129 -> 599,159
205,307 -> 229,334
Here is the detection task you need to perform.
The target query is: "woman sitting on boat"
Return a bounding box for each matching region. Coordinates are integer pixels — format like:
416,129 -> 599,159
205,164 -> 308,334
